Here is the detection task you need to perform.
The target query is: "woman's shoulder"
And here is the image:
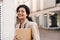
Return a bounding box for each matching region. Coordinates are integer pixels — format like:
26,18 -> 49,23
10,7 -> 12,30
28,21 -> 37,26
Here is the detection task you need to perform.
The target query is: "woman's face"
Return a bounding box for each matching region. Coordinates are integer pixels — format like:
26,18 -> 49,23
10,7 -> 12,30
17,7 -> 27,20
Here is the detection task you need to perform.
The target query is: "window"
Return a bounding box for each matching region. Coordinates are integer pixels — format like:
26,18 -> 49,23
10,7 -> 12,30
35,15 -> 39,26
56,0 -> 60,4
49,14 -> 58,27
43,13 -> 60,29
43,14 -> 48,27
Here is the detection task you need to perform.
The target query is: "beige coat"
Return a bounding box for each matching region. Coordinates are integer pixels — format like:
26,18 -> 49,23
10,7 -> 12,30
15,19 -> 40,40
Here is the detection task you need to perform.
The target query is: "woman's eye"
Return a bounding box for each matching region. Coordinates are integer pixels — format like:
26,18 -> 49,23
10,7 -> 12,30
18,11 -> 20,12
18,10 -> 25,13
21,10 -> 24,13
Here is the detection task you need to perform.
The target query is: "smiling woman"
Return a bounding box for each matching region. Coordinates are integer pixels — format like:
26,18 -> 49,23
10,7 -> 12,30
14,5 -> 40,40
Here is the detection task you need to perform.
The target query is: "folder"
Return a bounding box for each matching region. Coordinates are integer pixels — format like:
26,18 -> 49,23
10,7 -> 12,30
15,28 -> 32,40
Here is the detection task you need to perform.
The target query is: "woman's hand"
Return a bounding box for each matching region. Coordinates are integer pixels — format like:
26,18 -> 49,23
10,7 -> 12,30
14,35 -> 20,40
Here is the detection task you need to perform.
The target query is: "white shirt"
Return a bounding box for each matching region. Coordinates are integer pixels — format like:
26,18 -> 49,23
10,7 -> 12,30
15,19 -> 40,40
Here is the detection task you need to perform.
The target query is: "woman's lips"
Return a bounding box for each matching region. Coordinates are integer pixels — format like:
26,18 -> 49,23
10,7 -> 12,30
18,15 -> 23,17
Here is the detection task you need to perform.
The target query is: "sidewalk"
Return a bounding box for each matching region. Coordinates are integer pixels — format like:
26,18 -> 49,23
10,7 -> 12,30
39,28 -> 60,40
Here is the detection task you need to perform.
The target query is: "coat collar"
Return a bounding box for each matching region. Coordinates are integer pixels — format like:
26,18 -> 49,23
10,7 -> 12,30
16,19 -> 29,29
21,19 -> 28,25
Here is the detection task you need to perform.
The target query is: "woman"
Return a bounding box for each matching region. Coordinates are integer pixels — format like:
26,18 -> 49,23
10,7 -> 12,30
14,5 -> 40,40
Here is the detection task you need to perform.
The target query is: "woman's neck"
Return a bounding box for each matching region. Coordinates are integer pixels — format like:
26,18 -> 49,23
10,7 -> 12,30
20,19 -> 26,24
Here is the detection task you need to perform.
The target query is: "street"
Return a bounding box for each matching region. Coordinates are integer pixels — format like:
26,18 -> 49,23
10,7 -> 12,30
39,28 -> 60,40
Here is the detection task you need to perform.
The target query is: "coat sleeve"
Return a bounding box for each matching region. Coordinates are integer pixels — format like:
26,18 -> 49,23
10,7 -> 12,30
32,22 -> 40,40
